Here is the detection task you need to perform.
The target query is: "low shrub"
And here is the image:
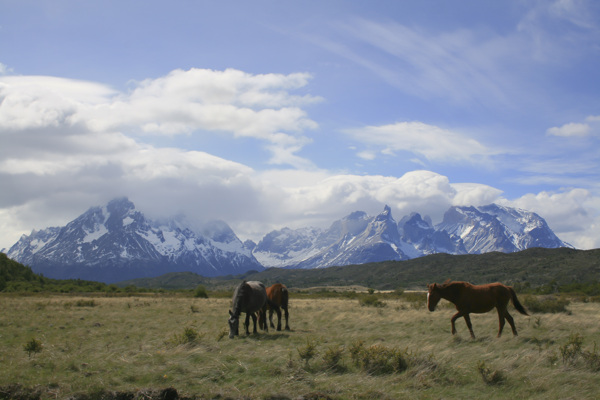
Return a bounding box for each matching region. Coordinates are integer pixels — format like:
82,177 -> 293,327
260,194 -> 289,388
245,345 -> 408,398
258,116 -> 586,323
350,341 -> 408,375
522,294 -> 570,313
166,327 -> 203,347
359,294 -> 386,308
194,285 -> 208,298
297,339 -> 318,367
23,338 -> 43,358
321,345 -> 346,372
477,360 -> 505,385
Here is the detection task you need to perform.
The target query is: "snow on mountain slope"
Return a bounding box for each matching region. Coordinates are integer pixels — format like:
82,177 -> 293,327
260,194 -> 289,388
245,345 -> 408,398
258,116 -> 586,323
6,198 -> 263,282
6,199 -> 570,281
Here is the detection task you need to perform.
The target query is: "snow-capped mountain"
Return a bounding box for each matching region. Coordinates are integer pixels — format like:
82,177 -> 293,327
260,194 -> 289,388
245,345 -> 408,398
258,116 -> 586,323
5,198 -> 570,282
436,204 -> 568,254
6,198 -> 263,283
398,212 -> 467,255
252,204 -> 571,268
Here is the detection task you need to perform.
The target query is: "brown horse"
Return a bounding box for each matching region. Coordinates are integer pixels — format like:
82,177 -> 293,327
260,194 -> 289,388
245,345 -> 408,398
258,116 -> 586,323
427,280 -> 529,338
261,283 -> 290,331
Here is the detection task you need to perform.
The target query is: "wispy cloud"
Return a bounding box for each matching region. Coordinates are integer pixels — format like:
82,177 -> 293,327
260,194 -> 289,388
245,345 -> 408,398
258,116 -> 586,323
344,121 -> 494,165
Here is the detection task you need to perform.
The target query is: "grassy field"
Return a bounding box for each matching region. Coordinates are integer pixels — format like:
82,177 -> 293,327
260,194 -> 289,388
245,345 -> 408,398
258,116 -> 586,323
1,293 -> 600,399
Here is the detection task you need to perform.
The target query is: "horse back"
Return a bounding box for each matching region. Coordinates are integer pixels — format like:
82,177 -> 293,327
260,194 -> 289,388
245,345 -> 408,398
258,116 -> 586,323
240,281 -> 268,314
267,283 -> 288,308
457,282 -> 512,313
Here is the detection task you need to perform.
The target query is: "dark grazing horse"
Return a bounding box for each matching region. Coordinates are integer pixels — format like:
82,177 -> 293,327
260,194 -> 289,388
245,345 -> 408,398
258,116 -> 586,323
427,280 -> 529,338
263,283 -> 290,331
228,281 -> 268,339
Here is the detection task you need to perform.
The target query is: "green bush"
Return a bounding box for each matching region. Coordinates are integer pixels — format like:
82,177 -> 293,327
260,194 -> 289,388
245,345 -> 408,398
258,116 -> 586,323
560,333 -> 583,366
194,285 -> 208,298
297,339 -> 318,367
322,345 -> 346,372
359,294 -> 386,308
523,295 -> 570,313
75,299 -> 96,307
167,327 -> 203,347
23,338 -> 43,358
350,341 -> 408,375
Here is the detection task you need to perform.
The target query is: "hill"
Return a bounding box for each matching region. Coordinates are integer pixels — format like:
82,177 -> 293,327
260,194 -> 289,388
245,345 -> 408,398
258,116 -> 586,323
0,252 -> 43,291
118,247 -> 600,291
0,252 -> 108,292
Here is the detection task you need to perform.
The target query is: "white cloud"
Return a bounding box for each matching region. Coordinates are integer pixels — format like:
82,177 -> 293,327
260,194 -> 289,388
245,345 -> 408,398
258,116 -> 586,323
502,188 -> 600,249
315,17 -> 525,108
0,63 -> 13,75
344,122 -> 493,164
547,122 -> 590,137
356,150 -> 377,160
0,69 -> 320,167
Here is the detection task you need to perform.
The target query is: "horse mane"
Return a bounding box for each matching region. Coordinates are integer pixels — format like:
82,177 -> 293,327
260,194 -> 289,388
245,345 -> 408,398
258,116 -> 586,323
436,280 -> 468,303
439,279 -> 453,288
231,281 -> 249,316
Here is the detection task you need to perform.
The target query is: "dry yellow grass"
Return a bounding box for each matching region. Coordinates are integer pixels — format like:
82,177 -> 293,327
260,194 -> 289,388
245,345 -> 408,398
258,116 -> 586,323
1,294 -> 599,399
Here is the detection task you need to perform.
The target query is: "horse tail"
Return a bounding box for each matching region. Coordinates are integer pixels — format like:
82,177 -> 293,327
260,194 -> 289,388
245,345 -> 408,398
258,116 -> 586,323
509,287 -> 529,316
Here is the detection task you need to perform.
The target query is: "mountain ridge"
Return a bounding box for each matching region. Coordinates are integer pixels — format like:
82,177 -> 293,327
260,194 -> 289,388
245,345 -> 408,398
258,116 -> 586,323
6,198 -> 571,283
6,197 -> 264,282
252,203 -> 570,269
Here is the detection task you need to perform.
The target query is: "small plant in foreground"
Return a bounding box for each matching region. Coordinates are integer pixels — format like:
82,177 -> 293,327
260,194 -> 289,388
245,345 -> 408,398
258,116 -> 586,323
477,360 -> 505,385
297,339 -> 318,368
167,327 -> 203,347
581,343 -> 600,372
23,338 -> 43,358
557,333 -> 600,371
351,343 -> 408,375
560,333 -> 583,366
322,345 -> 346,372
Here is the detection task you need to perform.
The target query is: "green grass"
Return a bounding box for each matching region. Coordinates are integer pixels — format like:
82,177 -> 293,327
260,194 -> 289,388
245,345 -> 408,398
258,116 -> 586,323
1,294 -> 600,399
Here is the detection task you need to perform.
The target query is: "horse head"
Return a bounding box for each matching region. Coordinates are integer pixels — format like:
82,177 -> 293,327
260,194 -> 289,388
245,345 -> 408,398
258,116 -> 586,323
427,283 -> 441,312
228,310 -> 239,339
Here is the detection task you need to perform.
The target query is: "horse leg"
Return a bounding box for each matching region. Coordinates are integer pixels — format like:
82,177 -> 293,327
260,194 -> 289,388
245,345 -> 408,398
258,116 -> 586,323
463,314 -> 476,338
250,313 -> 258,334
244,313 -> 251,335
275,307 -> 282,331
268,308 -> 276,329
496,307 -> 506,337
450,311 -> 463,335
283,305 -> 290,331
505,310 -> 518,336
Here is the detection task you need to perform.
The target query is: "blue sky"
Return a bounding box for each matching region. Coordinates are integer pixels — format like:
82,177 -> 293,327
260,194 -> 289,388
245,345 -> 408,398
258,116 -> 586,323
1,0 -> 599,251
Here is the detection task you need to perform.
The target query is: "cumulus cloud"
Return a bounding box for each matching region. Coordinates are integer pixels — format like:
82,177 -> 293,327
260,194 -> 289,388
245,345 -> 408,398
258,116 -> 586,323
546,115 -> 600,139
547,122 -> 591,137
503,188 -> 600,249
0,68 -> 323,249
0,69 -> 320,166
344,122 -> 493,164
1,68 -> 599,253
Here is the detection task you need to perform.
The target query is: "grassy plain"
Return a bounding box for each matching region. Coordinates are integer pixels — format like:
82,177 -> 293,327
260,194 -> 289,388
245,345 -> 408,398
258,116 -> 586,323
1,293 -> 600,399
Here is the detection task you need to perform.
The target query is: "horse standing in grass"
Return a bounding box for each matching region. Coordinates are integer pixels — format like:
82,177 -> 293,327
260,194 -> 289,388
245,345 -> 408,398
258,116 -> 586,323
263,283 -> 290,331
228,281 -> 268,339
427,280 -> 529,338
